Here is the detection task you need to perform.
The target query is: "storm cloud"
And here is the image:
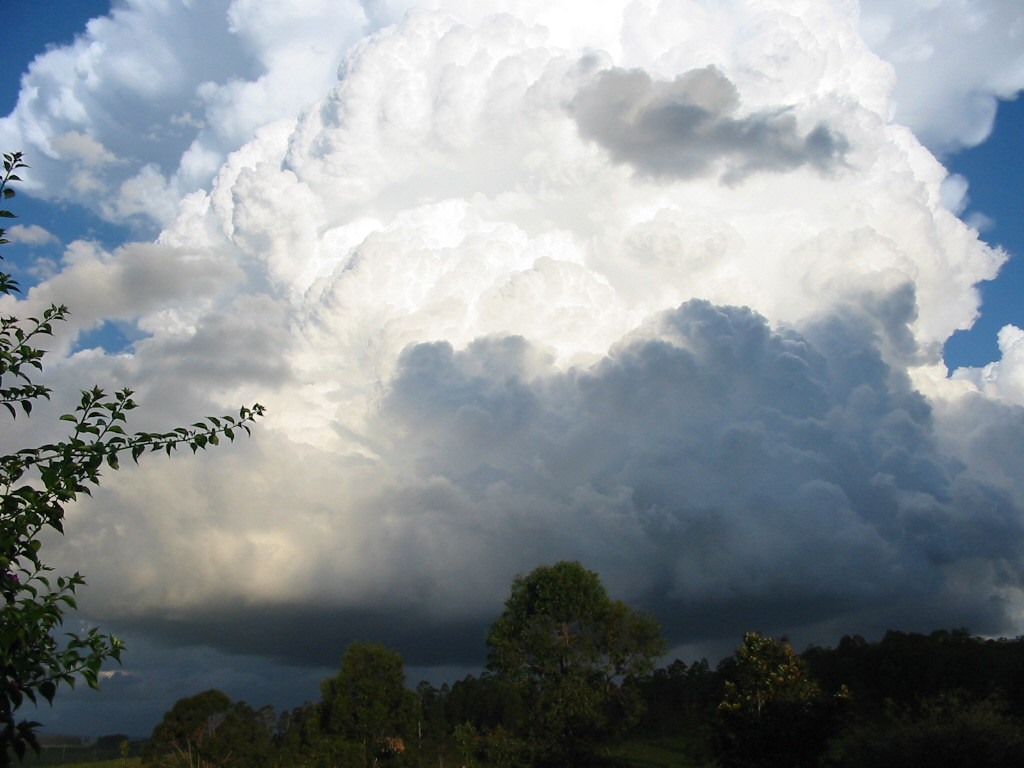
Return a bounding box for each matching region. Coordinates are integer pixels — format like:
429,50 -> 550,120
0,0 -> 1023,736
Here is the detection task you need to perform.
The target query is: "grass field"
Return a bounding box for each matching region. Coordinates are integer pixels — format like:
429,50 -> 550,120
612,735 -> 708,768
18,740 -> 709,768
17,757 -> 140,768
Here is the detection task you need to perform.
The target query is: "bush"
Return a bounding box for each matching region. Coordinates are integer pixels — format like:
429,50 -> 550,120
832,691 -> 1024,768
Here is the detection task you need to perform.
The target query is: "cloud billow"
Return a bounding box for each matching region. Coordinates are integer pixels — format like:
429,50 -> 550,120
375,300 -> 1022,639
570,66 -> 849,182
87,299 -> 1024,675
1,0 -> 1024,736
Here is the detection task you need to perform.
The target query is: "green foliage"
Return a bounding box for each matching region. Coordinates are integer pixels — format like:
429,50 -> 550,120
719,633 -> 822,718
143,690 -> 273,768
117,618 -> 1024,768
411,680 -> 450,751
487,562 -> 664,684
831,691 -> 1024,768
486,561 -> 666,766
143,690 -> 232,767
0,152 -> 263,767
318,642 -> 417,768
443,673 -> 526,736
634,658 -> 721,736
803,628 -> 1024,712
714,633 -> 843,768
271,703 -> 320,765
453,722 -> 529,768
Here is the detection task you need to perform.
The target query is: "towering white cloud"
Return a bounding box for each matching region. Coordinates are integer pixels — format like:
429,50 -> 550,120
953,326 -> 1024,403
2,0 -> 1024,734
0,0 -> 369,225
859,0 -> 1024,153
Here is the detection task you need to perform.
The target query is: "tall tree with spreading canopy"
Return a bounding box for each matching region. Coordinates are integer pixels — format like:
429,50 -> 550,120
318,642 -> 417,768
0,152 -> 263,766
485,561 -> 665,766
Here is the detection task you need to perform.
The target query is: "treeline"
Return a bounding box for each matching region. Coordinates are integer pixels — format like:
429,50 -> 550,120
638,628 -> 1024,767
139,564 -> 1024,768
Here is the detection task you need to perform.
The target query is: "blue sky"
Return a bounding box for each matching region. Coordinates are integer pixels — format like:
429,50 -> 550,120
2,0 -> 150,353
943,95 -> 1024,367
3,0 -> 1024,740
2,1 -> 111,85
1,1 -> 128,248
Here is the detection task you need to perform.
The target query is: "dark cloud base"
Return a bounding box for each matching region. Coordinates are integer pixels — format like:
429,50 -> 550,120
108,300 -> 1024,673
114,605 -> 491,669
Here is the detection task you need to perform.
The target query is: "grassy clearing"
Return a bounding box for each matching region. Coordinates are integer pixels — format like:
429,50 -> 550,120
611,735 -> 707,768
20,759 -> 140,768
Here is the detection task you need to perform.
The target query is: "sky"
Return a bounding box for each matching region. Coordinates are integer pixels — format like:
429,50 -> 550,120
2,0 -> 1024,739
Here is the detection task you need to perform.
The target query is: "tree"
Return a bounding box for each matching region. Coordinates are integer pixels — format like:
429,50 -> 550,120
485,561 -> 666,766
0,152 -> 263,766
634,657 -> 721,737
143,690 -> 273,768
274,701 -> 338,768
715,632 -> 844,768
144,690 -> 233,768
318,642 -> 417,768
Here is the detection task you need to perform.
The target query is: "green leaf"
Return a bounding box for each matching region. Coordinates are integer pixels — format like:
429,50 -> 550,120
82,668 -> 99,690
39,680 -> 57,704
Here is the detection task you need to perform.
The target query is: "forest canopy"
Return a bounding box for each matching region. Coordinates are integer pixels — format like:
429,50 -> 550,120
136,565 -> 1024,768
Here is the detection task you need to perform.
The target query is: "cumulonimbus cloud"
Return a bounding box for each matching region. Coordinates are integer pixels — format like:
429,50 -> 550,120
1,0 -> 1023,734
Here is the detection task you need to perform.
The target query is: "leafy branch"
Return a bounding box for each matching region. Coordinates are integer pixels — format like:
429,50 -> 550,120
0,151 -> 264,767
